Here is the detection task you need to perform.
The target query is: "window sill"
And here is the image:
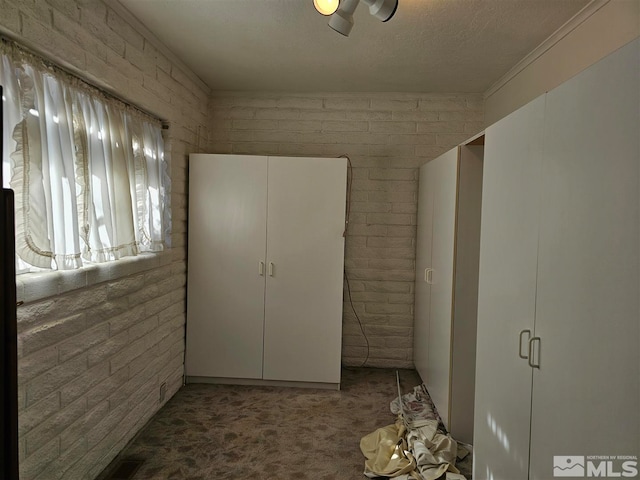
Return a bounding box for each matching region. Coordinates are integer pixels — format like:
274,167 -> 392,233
16,250 -> 175,305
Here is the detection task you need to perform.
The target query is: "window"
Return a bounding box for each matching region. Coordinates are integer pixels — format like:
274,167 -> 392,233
1,41 -> 170,272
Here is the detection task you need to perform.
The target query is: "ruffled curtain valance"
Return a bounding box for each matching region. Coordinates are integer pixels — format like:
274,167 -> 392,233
0,39 -> 170,271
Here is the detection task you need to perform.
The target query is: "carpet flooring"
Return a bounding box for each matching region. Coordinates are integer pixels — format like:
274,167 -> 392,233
99,368 -> 471,480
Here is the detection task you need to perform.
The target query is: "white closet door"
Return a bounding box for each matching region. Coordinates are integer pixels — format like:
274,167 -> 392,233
529,39 -> 640,479
425,148 -> 459,430
185,154 -> 267,379
449,145 -> 483,445
262,156 -> 346,384
473,96 -> 545,480
414,160 -> 436,383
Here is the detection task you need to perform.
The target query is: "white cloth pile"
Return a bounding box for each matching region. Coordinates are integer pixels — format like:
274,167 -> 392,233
360,385 -> 469,480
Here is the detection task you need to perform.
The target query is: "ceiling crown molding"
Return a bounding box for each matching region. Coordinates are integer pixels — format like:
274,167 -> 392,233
484,0 -> 611,99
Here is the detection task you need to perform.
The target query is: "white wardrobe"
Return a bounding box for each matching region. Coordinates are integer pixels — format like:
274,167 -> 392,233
413,142 -> 483,445
185,154 -> 347,389
473,38 -> 639,480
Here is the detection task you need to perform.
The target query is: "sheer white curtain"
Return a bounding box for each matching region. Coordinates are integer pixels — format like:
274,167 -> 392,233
1,55 -> 20,191
12,63 -> 82,269
75,92 -> 138,263
137,120 -> 169,251
0,41 -> 169,271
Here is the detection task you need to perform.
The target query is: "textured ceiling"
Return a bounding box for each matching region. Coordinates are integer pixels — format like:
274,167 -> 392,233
115,0 -> 590,93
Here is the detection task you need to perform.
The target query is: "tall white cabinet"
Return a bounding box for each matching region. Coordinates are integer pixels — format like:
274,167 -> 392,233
185,154 -> 347,388
414,143 -> 483,445
474,38 -> 639,480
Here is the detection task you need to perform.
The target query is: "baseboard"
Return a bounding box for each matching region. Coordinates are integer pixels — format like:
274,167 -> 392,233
185,376 -> 341,391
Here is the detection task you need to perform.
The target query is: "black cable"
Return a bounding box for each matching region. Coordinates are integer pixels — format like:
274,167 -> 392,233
339,154 -> 370,368
340,154 -> 352,237
344,268 -> 370,367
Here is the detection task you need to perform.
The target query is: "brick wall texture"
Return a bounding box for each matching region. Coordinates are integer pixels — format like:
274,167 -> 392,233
0,0 -> 484,478
209,92 -> 484,368
0,0 -> 209,478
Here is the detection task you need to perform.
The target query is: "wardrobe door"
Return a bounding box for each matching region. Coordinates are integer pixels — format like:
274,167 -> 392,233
425,148 -> 459,430
262,156 -> 347,384
413,159 -> 436,383
473,95 -> 545,480
185,154 -> 268,379
449,145 -> 483,445
529,39 -> 640,479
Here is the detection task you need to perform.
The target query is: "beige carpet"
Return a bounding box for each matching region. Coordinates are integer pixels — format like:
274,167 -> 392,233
99,368 -> 471,479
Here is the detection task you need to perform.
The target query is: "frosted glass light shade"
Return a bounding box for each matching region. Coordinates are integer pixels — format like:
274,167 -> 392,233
314,0 -> 339,16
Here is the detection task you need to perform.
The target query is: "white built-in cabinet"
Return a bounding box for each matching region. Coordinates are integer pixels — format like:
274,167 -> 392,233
473,38 -> 639,479
414,142 -> 483,445
185,154 -> 347,388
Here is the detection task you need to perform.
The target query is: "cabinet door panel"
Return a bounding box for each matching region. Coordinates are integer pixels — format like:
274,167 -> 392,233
529,39 -> 640,479
425,148 -> 459,430
185,154 -> 267,379
414,159 -> 437,383
263,156 -> 346,384
450,145 -> 484,445
473,96 -> 545,480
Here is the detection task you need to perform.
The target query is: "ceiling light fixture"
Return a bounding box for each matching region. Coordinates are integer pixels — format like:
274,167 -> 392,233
322,0 -> 398,37
313,0 -> 340,16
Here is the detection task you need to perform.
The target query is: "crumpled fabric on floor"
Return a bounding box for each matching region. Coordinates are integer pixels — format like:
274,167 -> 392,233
360,418 -> 420,478
361,384 -> 467,480
399,419 -> 464,480
390,385 -> 442,429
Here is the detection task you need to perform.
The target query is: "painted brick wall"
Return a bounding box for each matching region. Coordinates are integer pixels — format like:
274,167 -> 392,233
209,92 -> 484,369
0,0 -> 209,478
16,260 -> 185,479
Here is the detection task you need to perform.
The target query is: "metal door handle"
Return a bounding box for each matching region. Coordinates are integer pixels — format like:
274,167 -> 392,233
528,337 -> 541,368
259,261 -> 265,276
268,262 -> 274,277
519,329 -> 531,359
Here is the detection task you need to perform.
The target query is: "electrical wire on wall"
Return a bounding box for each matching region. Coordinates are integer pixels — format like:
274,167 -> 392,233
339,154 -> 370,368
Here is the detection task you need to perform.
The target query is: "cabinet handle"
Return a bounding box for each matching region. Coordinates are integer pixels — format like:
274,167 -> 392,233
425,268 -> 433,284
528,337 -> 541,369
268,262 -> 274,277
518,329 -> 531,359
259,261 -> 265,276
